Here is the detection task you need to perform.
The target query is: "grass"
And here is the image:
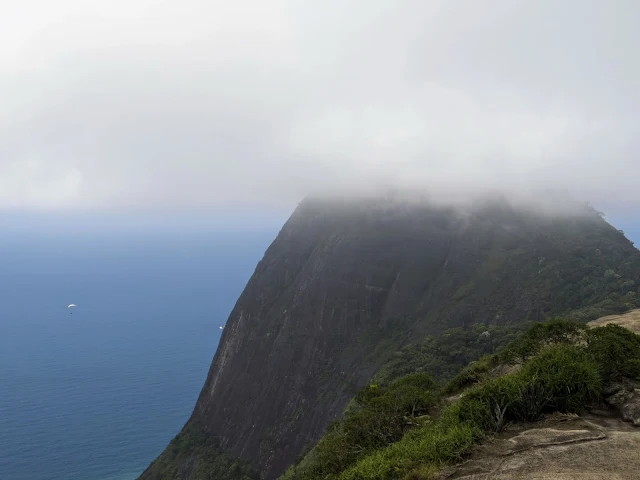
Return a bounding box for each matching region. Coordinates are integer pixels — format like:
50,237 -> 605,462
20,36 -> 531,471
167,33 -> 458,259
338,422 -> 477,480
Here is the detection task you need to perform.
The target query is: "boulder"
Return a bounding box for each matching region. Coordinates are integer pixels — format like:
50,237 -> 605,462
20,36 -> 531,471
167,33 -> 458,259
604,383 -> 640,427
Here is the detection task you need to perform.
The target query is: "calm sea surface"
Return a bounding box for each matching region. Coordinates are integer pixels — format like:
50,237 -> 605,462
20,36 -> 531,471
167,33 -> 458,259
0,227 -> 276,480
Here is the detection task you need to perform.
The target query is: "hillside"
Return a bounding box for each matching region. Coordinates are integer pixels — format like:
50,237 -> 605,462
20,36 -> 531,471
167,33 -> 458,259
138,195 -> 640,480
282,318 -> 640,480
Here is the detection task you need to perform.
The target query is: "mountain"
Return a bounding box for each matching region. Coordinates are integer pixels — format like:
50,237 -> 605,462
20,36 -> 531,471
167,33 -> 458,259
138,194 -> 640,480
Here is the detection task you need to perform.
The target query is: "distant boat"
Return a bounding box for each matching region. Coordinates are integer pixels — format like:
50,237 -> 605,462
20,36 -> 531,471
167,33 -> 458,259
219,325 -> 225,330
67,304 -> 77,308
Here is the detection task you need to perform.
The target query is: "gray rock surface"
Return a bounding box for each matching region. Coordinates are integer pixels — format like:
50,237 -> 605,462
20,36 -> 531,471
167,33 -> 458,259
604,380 -> 640,426
439,413 -> 640,480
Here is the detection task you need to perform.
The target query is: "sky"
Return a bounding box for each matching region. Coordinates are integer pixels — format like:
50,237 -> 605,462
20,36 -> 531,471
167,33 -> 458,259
2,0 -> 640,216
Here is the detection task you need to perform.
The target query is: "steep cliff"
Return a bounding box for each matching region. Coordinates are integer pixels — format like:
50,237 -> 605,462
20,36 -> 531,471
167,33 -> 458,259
139,195 -> 640,480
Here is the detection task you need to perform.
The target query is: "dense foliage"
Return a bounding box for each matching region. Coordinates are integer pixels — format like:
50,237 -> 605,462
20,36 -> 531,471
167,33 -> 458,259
586,323 -> 640,382
282,319 -> 640,480
374,322 -> 525,385
497,317 -> 589,364
138,421 -> 258,480
286,373 -> 438,480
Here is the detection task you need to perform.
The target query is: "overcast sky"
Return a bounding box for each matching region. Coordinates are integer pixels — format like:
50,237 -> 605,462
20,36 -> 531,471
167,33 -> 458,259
2,0 -> 639,214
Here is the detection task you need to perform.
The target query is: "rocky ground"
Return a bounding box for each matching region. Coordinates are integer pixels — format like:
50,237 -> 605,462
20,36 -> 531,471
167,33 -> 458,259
438,411 -> 640,479
588,308 -> 640,334
437,310 -> 640,480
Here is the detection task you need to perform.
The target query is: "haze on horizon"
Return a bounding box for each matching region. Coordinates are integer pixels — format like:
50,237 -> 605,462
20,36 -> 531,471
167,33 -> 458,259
2,0 -> 640,215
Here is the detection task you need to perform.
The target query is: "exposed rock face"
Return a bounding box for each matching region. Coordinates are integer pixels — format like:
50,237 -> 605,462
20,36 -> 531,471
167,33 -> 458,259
604,380 -> 640,426
140,196 -> 640,480
589,309 -> 640,334
438,413 -> 640,480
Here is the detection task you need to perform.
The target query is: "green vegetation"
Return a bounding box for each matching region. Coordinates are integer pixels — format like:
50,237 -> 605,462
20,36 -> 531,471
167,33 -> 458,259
497,317 -> 589,364
282,319 -> 640,480
285,373 -> 439,480
338,420 -> 478,480
586,323 -> 640,382
442,355 -> 499,395
138,420 -> 257,480
374,322 -> 524,385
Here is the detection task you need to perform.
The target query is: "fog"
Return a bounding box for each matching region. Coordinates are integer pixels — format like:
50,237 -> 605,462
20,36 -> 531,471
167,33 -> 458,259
2,0 -> 640,213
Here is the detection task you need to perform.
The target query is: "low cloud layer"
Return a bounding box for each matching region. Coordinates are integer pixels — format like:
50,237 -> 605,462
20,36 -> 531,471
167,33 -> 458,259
2,0 -> 640,212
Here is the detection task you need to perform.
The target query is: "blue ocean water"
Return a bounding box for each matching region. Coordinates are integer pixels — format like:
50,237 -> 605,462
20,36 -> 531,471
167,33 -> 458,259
0,224 -> 278,480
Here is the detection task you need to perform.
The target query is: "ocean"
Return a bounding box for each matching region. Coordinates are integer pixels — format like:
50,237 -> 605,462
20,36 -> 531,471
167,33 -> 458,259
0,223 -> 278,480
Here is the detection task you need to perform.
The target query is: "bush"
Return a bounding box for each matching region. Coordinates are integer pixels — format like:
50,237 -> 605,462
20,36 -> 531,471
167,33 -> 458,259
303,373 -> 439,479
465,374 -> 525,431
439,396 -> 492,433
386,373 -> 438,417
519,345 -> 601,412
458,345 -> 600,430
338,422 -> 478,480
442,356 -> 494,395
512,379 -> 553,422
499,318 -> 588,364
586,324 -> 640,382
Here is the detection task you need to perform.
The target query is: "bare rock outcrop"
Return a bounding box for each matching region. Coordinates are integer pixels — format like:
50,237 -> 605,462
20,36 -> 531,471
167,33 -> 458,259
439,413 -> 640,480
588,309 -> 640,334
604,380 -> 640,427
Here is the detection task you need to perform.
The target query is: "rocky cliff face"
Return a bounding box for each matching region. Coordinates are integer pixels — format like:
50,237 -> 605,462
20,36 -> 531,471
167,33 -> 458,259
139,196 -> 640,480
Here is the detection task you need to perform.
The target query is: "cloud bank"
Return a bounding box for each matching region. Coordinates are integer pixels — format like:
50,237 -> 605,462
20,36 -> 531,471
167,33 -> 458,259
2,0 -> 640,212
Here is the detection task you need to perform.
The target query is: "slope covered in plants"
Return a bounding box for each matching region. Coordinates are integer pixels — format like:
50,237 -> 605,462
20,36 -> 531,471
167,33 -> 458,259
282,319 -> 640,480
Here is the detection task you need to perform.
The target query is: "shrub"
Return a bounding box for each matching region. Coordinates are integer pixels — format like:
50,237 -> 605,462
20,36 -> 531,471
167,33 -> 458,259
499,318 -> 588,364
442,356 -> 493,395
519,345 -> 601,412
462,374 -> 524,431
512,378 -> 553,422
386,373 -> 438,417
586,324 -> 640,382
303,373 -> 439,479
439,397 -> 492,433
456,344 -> 600,429
338,422 -> 477,480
